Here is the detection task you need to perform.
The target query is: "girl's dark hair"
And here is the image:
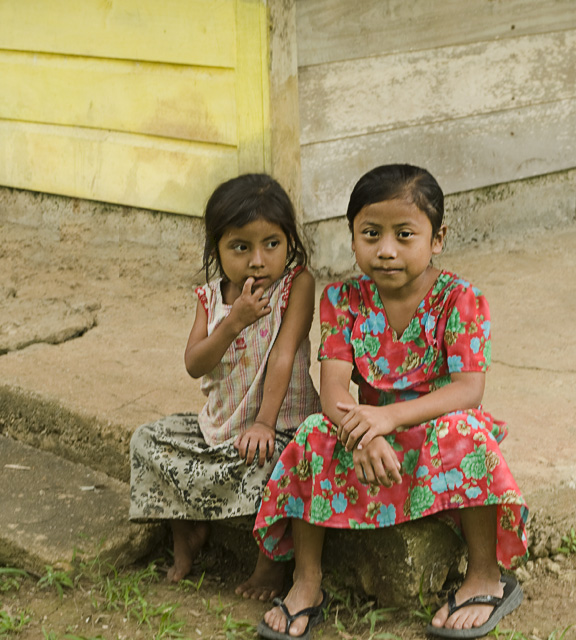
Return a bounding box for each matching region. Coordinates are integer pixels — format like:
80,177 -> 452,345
202,173 -> 307,280
346,164 -> 444,236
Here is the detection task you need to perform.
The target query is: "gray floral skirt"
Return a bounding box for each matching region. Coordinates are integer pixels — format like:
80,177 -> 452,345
129,413 -> 293,524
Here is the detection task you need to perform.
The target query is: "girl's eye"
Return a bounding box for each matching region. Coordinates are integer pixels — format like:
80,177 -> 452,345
266,239 -> 280,249
398,230 -> 413,239
233,243 -> 248,252
362,229 -> 379,238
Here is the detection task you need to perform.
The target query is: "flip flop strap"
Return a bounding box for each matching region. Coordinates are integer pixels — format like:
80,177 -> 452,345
272,597 -> 322,633
447,592 -> 503,616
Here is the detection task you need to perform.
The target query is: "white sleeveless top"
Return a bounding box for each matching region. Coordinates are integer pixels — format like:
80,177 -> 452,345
196,267 -> 320,446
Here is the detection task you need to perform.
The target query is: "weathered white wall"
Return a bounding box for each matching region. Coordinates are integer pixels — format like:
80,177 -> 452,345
296,0 -> 576,253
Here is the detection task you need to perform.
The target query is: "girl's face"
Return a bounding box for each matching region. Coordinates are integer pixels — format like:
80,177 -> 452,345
352,198 -> 445,298
217,218 -> 288,295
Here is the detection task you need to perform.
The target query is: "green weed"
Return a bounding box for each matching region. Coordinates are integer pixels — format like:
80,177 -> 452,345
486,623 -> 575,639
325,584 -> 400,640
77,560 -> 187,637
0,568 -> 29,593
410,572 -> 435,624
177,571 -> 205,592
0,609 -> 31,636
149,603 -> 186,639
37,566 -> 75,600
221,613 -> 256,640
557,527 -> 576,555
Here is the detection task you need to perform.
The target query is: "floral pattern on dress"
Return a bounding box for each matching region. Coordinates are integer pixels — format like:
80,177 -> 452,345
254,271 -> 528,568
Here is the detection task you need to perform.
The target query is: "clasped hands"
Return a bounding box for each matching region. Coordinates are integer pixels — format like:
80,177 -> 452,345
336,402 -> 402,488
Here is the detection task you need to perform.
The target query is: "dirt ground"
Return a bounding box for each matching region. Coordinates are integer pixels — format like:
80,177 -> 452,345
1,220 -> 576,638
1,542 -> 576,639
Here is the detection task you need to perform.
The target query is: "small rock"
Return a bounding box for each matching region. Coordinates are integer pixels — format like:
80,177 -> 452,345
547,531 -> 563,554
541,558 -> 562,576
515,566 -> 531,583
531,539 -> 549,559
553,553 -> 567,563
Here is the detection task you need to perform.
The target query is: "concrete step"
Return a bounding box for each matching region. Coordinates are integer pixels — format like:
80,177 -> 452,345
0,434 -> 160,574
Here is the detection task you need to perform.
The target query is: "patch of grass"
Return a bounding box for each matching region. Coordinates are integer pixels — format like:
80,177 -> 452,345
0,568 -> 29,593
557,527 -> 576,555
488,625 -> 575,640
221,613 -> 256,640
37,566 -> 75,600
411,572 -> 435,625
0,609 -> 31,636
325,583 -> 400,640
177,571 -> 205,592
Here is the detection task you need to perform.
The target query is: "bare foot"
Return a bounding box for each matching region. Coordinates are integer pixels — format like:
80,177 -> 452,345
263,577 -> 324,637
431,574 -> 504,631
235,551 -> 285,601
166,520 -> 209,583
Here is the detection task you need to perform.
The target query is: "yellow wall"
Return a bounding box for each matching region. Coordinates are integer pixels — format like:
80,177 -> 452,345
0,0 -> 271,216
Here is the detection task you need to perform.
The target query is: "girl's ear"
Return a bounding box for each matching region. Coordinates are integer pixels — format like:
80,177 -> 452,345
432,224 -> 447,255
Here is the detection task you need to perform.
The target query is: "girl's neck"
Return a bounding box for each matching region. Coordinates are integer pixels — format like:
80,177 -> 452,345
220,279 -> 241,306
375,266 -> 440,336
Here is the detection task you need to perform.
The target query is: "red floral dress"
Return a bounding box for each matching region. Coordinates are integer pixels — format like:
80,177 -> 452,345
253,271 -> 528,568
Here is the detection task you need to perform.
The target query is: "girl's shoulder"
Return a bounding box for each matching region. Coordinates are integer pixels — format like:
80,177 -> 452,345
195,278 -> 223,313
278,265 -> 314,312
431,270 -> 486,305
320,275 -> 370,316
321,275 -> 382,302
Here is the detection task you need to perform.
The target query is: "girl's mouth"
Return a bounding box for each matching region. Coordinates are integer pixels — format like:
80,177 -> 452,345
251,277 -> 268,290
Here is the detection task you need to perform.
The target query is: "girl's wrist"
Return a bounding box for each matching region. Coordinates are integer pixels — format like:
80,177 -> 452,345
382,404 -> 404,433
222,310 -> 246,338
254,418 -> 276,431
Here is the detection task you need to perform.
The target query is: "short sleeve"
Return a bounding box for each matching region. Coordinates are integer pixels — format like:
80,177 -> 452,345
195,284 -> 209,313
444,285 -> 491,374
318,282 -> 355,363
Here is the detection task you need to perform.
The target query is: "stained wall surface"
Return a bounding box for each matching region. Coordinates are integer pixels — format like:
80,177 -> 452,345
296,0 -> 576,225
0,0 -> 271,216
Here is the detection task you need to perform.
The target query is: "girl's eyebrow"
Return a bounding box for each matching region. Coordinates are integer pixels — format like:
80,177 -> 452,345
224,235 -> 250,245
358,218 -> 382,227
224,232 -> 282,244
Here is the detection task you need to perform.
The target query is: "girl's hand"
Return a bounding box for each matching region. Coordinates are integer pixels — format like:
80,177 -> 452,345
233,421 -> 276,467
229,277 -> 272,331
353,437 -> 402,487
337,402 -> 399,451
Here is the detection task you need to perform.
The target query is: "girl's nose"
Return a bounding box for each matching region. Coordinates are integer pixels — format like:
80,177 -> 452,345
376,237 -> 397,259
249,248 -> 265,267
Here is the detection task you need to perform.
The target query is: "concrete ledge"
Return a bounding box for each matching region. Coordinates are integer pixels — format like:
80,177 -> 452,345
0,434 -> 160,574
1,385 -> 466,605
0,384 -> 131,483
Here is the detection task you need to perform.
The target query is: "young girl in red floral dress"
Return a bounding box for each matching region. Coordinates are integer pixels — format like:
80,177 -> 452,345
254,164 -> 528,639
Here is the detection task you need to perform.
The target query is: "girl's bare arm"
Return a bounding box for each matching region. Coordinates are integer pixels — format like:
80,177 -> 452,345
319,359 -> 356,424
235,269 -> 316,466
337,371 -> 485,451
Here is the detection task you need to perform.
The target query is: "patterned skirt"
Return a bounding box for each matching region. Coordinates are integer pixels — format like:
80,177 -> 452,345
253,409 -> 529,568
129,413 -> 293,523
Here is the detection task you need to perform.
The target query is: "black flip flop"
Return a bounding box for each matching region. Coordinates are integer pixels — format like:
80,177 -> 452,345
426,574 -> 523,638
257,589 -> 329,640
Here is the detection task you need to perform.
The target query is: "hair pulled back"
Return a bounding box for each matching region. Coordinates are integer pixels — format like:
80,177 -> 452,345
346,164 -> 444,236
202,173 -> 307,280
